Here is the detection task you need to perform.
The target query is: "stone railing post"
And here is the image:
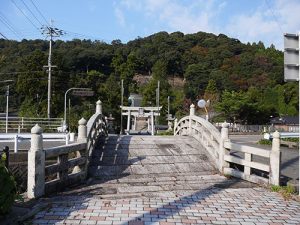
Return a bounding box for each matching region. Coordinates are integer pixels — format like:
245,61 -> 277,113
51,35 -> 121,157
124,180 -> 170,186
96,100 -> 102,114
219,122 -> 230,172
173,118 -> 178,136
73,118 -> 87,174
189,104 -> 195,134
27,124 -> 45,199
77,118 -> 87,142
269,131 -> 281,185
189,104 -> 195,116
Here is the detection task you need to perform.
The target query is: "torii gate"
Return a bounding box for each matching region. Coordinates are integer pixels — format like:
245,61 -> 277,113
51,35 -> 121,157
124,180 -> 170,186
120,106 -> 162,135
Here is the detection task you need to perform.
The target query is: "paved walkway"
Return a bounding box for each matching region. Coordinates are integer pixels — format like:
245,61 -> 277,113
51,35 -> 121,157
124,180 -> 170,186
27,135 -> 300,225
31,188 -> 300,225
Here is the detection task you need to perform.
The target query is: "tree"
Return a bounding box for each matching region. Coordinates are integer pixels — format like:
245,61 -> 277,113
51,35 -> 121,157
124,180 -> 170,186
184,63 -> 210,100
203,79 -> 219,115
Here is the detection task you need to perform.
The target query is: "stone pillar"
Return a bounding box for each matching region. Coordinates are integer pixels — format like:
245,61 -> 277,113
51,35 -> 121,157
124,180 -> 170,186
96,100 -> 102,114
168,120 -> 172,131
73,118 -> 87,173
270,131 -> 281,185
77,118 -> 87,142
189,104 -> 195,135
27,124 -> 45,199
174,118 -> 178,136
127,110 -> 131,134
190,104 -> 195,116
147,116 -> 150,132
151,111 -> 154,136
219,122 -> 230,172
14,134 -> 18,153
133,116 -> 137,131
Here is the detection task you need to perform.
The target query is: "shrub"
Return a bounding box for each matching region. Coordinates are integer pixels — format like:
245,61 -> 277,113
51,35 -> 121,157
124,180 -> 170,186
258,139 -> 272,145
0,155 -> 16,215
157,130 -> 173,136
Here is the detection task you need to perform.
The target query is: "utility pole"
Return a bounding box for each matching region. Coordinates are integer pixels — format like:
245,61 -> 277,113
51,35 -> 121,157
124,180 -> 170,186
5,85 -> 9,133
120,79 -> 124,134
155,80 -> 160,126
42,20 -> 64,119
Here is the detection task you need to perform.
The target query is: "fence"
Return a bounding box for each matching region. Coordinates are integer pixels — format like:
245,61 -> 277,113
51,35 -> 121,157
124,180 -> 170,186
0,133 -> 69,153
174,104 -> 281,186
0,117 -> 63,132
27,100 -> 107,199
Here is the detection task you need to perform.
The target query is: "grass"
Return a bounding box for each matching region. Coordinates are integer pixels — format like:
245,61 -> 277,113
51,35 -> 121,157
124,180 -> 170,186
258,137 -> 299,147
271,185 -> 296,199
157,130 -> 174,136
258,139 -> 272,145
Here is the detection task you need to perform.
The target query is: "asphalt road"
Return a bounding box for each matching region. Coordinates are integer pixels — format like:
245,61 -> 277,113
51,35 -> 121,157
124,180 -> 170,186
1,141 -> 68,152
230,134 -> 299,183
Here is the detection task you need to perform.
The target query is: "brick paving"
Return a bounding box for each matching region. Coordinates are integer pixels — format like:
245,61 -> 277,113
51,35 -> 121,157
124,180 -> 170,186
31,187 -> 300,225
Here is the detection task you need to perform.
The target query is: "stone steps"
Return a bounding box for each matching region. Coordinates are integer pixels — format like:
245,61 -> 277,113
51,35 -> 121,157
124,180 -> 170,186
68,135 -> 257,199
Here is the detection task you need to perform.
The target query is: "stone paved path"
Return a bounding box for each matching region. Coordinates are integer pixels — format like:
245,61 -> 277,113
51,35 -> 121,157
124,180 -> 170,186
32,188 -> 300,225
29,135 -> 300,224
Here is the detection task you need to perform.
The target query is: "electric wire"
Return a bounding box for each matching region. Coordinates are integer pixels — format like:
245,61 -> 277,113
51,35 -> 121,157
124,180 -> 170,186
19,0 -> 43,26
0,32 -> 8,40
29,0 -> 49,26
264,0 -> 284,34
0,71 -> 44,75
10,0 -> 40,31
0,13 -> 22,39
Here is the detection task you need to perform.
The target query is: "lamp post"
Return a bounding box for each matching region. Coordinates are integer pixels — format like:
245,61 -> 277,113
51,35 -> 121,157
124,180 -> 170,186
64,88 -> 91,128
1,80 -> 13,133
197,99 -> 210,120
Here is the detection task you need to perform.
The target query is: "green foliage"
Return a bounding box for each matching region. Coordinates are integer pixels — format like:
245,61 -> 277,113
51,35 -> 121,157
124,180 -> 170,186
283,138 -> 299,143
271,185 -> 296,199
0,31 -> 298,127
0,157 -> 17,215
157,130 -> 173,136
258,139 -> 272,145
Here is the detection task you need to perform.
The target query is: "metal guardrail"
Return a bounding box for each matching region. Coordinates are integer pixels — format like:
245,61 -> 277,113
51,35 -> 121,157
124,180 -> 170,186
0,133 -> 70,153
0,117 -> 64,132
264,132 -> 299,140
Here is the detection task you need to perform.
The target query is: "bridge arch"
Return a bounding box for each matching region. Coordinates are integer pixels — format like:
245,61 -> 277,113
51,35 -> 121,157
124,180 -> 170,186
174,104 -> 223,171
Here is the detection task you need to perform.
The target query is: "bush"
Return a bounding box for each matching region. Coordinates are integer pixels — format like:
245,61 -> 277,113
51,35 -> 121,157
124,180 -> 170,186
283,137 -> 299,143
157,130 -> 173,136
258,139 -> 272,145
0,155 -> 16,215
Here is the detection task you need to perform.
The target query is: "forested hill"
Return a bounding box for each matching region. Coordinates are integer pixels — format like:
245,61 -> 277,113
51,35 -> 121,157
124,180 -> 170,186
0,31 -> 298,128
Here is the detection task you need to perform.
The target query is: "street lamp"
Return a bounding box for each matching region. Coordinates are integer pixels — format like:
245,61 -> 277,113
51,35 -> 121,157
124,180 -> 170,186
64,87 -> 92,129
0,80 -> 14,133
197,99 -> 210,120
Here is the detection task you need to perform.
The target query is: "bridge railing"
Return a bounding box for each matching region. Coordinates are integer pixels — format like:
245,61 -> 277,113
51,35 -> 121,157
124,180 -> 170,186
27,100 -> 108,199
174,104 -> 281,186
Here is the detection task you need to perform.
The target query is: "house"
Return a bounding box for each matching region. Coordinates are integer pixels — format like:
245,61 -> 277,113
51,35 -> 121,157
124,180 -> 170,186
270,116 -> 299,132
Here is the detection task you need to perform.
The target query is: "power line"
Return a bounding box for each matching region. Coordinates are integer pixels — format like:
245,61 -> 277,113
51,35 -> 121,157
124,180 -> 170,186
264,0 -> 284,34
19,0 -> 43,26
0,13 -> 22,39
29,0 -> 49,26
0,32 -> 8,40
0,71 -> 44,75
10,0 -> 40,31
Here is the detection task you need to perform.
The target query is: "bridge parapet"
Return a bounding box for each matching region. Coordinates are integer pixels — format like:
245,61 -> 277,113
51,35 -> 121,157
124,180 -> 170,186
174,104 -> 281,186
27,100 -> 108,199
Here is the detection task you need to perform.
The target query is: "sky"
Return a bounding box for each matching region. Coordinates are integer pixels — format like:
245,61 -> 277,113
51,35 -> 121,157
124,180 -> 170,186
0,0 -> 300,49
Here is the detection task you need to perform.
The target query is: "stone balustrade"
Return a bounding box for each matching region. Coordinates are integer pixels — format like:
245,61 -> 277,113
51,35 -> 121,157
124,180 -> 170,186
174,104 -> 281,186
27,100 -> 107,199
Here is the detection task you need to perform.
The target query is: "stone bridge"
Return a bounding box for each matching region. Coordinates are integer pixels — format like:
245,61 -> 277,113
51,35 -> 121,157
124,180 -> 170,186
9,102 -> 300,225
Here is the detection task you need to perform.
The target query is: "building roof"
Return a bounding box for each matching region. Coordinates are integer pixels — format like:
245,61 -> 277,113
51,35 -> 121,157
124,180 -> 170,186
271,116 -> 299,125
